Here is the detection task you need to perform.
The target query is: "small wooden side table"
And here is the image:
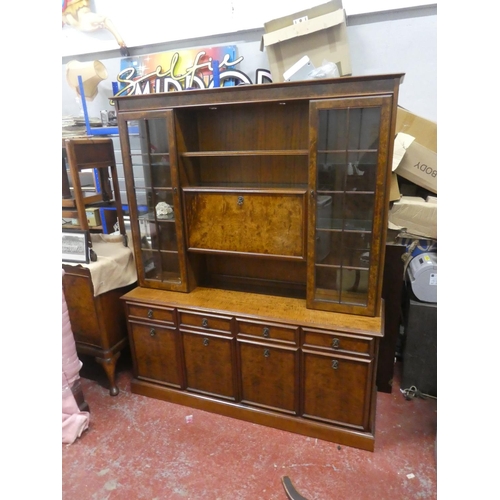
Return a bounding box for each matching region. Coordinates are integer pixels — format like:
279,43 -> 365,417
63,264 -> 136,395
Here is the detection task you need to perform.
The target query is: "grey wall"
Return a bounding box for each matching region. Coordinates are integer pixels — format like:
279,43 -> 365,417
347,6 -> 436,121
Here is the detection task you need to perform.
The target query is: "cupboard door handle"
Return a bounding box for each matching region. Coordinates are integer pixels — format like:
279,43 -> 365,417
203,337 -> 209,346
147,309 -> 153,319
237,196 -> 244,206
332,338 -> 340,349
263,349 -> 270,358
263,327 -> 270,338
331,359 -> 339,370
202,318 -> 209,328
173,187 -> 178,194
150,328 -> 156,337
310,189 -> 315,198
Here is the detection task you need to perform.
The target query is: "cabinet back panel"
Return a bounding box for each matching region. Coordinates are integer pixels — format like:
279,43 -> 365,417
202,254 -> 306,298
187,156 -> 308,187
174,113 -> 200,152
176,102 -> 309,152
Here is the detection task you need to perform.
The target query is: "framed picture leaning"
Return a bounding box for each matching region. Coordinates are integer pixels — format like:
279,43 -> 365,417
62,229 -> 90,264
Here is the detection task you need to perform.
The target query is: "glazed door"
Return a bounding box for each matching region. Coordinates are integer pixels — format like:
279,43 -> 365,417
118,110 -> 189,291
307,96 -> 393,316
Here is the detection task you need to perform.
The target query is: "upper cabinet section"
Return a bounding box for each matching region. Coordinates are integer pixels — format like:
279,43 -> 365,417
115,75 -> 403,315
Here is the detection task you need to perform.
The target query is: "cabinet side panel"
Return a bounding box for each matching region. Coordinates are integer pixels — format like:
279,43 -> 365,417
62,271 -> 101,346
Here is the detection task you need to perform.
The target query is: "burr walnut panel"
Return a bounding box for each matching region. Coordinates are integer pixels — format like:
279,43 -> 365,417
183,189 -> 306,259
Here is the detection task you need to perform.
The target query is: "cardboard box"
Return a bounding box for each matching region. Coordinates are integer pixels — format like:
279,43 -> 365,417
393,107 -> 437,193
261,1 -> 351,83
388,195 -> 437,239
389,172 -> 401,202
85,208 -> 101,227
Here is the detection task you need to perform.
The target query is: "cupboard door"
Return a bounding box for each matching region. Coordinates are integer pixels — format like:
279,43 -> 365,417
182,331 -> 236,401
129,322 -> 183,388
118,110 -> 189,291
238,341 -> 298,414
302,350 -> 372,430
307,96 -> 393,316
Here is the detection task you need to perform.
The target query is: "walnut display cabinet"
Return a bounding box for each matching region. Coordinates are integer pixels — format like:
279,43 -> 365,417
115,74 -> 404,451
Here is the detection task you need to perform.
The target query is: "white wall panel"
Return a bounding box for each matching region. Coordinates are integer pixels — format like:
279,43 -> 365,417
61,1 -> 437,121
62,0 -> 437,57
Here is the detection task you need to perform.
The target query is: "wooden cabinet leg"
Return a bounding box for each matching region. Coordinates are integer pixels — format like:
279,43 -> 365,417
96,352 -> 121,396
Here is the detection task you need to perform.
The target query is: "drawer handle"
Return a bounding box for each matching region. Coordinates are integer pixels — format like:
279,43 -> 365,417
263,349 -> 270,358
203,337 -> 209,346
150,328 -> 156,337
332,338 -> 340,349
263,327 -> 270,338
237,196 -> 244,206
331,359 -> 339,370
147,309 -> 153,319
202,318 -> 209,328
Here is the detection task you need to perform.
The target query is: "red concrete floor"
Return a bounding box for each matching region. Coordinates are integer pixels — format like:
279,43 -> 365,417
62,354 -> 437,500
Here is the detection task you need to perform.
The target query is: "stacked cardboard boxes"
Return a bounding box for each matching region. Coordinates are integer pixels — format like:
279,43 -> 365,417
261,0 -> 351,82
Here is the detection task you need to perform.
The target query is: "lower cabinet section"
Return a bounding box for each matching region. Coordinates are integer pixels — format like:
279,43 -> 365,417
122,286 -> 383,451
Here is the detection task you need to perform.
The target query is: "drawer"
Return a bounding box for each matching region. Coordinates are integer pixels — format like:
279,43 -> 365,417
237,319 -> 298,345
178,310 -> 232,334
302,328 -> 374,357
127,303 -> 175,324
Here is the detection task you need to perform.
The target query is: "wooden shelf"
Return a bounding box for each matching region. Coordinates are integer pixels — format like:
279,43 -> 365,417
181,150 -> 309,157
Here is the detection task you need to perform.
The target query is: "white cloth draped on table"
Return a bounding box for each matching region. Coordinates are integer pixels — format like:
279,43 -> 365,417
63,232 -> 137,296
